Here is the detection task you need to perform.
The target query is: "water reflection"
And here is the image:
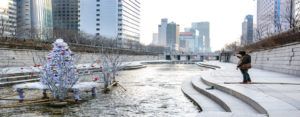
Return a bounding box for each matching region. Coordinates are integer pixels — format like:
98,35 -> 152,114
0,64 -> 206,116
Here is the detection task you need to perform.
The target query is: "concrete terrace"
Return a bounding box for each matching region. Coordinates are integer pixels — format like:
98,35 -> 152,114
182,61 -> 300,117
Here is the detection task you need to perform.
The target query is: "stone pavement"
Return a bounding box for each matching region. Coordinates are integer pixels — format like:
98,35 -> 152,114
197,61 -> 300,117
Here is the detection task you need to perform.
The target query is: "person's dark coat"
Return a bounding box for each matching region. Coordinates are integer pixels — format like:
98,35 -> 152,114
237,54 -> 251,68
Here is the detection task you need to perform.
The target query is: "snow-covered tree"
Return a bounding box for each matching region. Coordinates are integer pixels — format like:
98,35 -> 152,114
41,39 -> 78,100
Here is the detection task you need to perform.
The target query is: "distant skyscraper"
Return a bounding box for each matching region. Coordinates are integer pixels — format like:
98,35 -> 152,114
52,0 -> 80,34
0,0 -> 17,37
184,28 -> 199,52
241,15 -> 254,46
152,33 -> 158,45
253,24 -> 258,42
179,32 -> 194,52
295,0 -> 300,26
242,21 -> 247,45
158,18 -> 168,46
166,22 -> 180,51
192,22 -> 211,53
257,0 -> 292,39
80,0 -> 140,46
17,0 -> 53,39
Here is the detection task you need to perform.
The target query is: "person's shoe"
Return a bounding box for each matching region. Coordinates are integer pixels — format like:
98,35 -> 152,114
247,79 -> 252,83
240,81 -> 248,84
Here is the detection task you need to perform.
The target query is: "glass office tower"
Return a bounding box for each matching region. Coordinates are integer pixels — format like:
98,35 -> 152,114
52,0 -> 80,32
17,0 -> 53,39
80,0 -> 141,47
0,0 -> 17,37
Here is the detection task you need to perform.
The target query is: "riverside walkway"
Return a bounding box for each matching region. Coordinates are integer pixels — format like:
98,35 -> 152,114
182,61 -> 300,117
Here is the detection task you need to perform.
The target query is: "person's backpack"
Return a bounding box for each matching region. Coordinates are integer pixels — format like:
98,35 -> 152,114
240,63 -> 251,70
238,55 -> 252,70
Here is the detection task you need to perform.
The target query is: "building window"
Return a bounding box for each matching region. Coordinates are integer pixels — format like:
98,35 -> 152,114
96,28 -> 100,31
97,0 -> 100,2
96,9 -> 100,11
97,4 -> 100,7
96,14 -> 100,16
96,33 -> 100,35
96,23 -> 100,26
96,19 -> 100,21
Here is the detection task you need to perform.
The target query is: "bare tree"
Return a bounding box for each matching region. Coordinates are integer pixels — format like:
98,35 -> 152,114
281,0 -> 300,32
222,41 -> 239,52
255,25 -> 265,41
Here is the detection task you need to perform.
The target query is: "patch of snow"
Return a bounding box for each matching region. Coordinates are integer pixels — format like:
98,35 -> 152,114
73,82 -> 101,91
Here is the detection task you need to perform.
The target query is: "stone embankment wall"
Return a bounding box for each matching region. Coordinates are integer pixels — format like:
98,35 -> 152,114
0,48 -> 164,68
230,42 -> 300,76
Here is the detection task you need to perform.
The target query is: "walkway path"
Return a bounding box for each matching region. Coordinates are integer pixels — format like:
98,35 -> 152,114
203,61 -> 300,110
183,61 -> 300,117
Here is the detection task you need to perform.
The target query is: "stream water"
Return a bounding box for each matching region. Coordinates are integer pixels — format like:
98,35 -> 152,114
0,64 -> 207,117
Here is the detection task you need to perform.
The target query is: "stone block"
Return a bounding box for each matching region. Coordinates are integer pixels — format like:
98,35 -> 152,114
290,66 -> 300,70
294,52 -> 300,56
291,61 -> 300,66
293,47 -> 300,52
292,56 -> 300,61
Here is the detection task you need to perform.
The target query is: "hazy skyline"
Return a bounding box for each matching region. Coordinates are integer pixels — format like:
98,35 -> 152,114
140,0 -> 256,51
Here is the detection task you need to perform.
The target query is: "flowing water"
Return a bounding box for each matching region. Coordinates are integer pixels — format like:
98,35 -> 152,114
0,64 -> 207,117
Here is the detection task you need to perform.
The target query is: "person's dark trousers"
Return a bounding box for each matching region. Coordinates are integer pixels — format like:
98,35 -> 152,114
240,69 -> 251,82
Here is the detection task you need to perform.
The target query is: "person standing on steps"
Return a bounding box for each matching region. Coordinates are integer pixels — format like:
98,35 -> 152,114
236,51 -> 252,84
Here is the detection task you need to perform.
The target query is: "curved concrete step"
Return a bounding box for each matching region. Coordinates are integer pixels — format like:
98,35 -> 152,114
123,65 -> 146,70
181,77 -> 225,112
192,77 -> 265,116
196,62 -> 220,69
191,77 -> 231,112
201,76 -> 300,117
197,112 -> 267,117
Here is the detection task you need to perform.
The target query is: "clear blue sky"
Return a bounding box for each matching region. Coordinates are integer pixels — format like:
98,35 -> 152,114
140,0 -> 256,51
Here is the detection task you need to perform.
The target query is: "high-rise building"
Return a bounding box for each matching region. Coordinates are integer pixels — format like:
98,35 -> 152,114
184,28 -> 199,52
295,0 -> 300,26
192,22 -> 211,53
17,0 -> 53,39
179,32 -> 194,52
166,22 -> 180,51
80,0 -> 140,46
257,0 -> 293,39
0,0 -> 17,37
241,15 -> 254,46
253,24 -> 258,42
242,21 -> 247,45
152,33 -> 159,45
158,18 -> 168,46
52,0 -> 80,35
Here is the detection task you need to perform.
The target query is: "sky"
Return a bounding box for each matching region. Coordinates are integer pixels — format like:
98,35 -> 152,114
139,0 -> 256,51
0,0 -> 8,9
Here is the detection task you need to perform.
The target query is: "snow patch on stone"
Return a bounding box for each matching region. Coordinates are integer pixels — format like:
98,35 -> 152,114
13,82 -> 47,90
72,82 -> 101,91
13,82 -> 101,92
